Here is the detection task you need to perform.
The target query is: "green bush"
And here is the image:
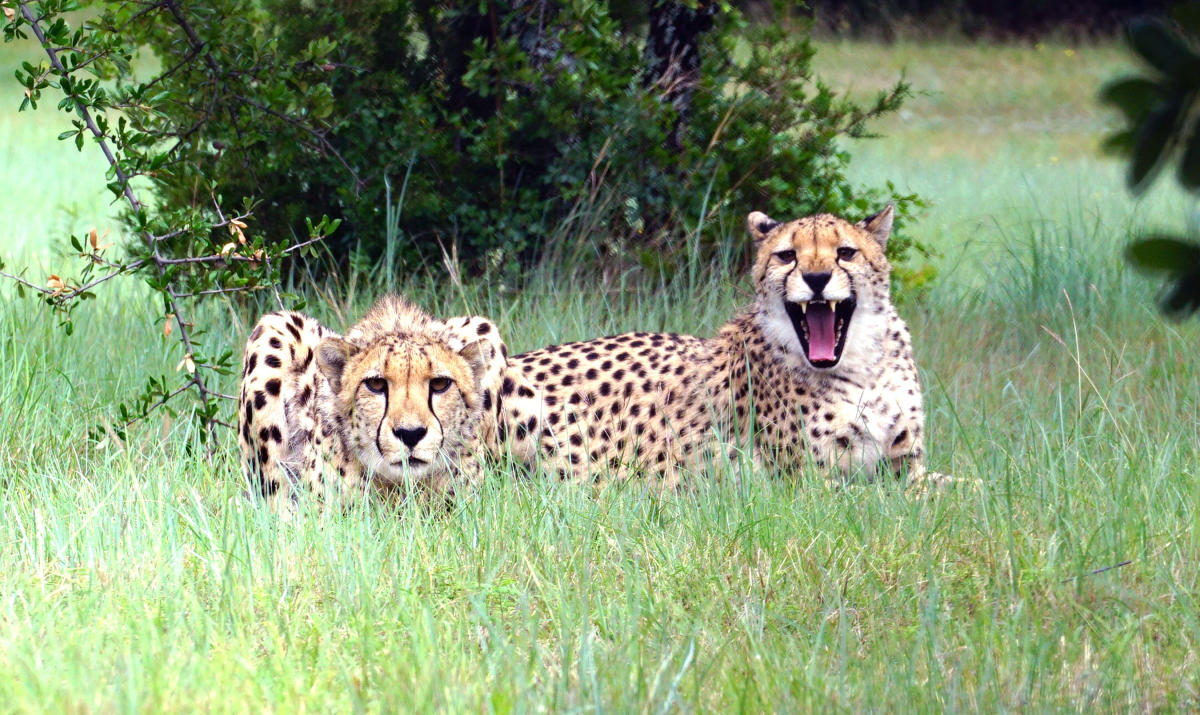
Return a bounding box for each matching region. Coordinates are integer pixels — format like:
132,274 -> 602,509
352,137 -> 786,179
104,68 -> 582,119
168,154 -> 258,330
161,0 -> 924,279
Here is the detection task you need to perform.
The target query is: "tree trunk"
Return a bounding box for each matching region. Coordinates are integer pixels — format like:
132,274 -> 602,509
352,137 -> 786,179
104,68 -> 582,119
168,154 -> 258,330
642,0 -> 717,151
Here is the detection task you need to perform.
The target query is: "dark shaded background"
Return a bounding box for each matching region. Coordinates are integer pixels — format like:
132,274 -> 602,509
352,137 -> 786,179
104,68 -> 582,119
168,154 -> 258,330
795,0 -> 1172,38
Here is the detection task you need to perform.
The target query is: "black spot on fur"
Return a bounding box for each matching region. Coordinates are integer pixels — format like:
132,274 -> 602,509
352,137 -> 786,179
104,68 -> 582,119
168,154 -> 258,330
296,349 -> 313,373
249,325 -> 264,341
265,378 -> 281,396
254,391 -> 267,410
265,354 -> 282,369
476,322 -> 491,335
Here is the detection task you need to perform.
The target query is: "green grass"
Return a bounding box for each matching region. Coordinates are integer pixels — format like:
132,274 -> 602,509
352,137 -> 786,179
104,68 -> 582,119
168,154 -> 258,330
1,38 -> 1198,710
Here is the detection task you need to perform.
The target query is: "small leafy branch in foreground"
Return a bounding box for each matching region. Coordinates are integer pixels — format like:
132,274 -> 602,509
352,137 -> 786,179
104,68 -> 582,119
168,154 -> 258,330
0,0 -> 340,444
1102,3 -> 1200,315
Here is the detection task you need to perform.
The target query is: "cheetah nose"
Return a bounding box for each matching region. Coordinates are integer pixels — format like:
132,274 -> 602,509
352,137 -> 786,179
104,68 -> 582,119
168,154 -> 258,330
802,271 -> 832,295
393,425 -> 427,449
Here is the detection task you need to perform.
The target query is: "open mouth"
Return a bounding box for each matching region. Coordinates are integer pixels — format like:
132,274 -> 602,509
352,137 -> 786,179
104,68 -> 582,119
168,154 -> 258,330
784,296 -> 856,368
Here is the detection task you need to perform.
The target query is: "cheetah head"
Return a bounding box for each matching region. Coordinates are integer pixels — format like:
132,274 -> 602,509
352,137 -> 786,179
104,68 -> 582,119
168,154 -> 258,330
315,332 -> 492,485
747,206 -> 894,370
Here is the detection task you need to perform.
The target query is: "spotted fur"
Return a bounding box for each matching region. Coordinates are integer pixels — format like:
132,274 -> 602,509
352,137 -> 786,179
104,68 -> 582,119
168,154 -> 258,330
237,295 -> 511,511
501,206 -> 938,486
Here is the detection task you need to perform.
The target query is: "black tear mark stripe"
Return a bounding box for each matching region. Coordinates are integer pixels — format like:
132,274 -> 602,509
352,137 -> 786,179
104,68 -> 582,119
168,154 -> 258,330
375,369 -> 389,459
426,355 -> 446,457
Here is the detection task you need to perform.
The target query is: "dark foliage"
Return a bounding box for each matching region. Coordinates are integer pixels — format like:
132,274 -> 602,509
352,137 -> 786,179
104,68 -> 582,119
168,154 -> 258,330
178,0 -> 925,280
804,0 -> 1174,39
1101,3 -> 1200,316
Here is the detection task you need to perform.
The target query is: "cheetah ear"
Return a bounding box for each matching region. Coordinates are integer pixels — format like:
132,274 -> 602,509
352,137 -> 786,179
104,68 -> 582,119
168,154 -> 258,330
457,339 -> 494,388
747,211 -> 780,243
315,337 -> 358,393
858,205 -> 894,249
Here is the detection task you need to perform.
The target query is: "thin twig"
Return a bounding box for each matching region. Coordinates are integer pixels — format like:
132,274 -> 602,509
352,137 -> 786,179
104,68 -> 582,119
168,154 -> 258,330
1061,560 -> 1132,584
234,94 -> 363,191
176,284 -> 265,298
19,0 -> 218,436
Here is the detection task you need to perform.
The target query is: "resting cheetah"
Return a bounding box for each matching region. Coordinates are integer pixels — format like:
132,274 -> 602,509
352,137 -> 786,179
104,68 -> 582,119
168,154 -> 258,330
502,206 -> 934,485
237,295 -> 512,511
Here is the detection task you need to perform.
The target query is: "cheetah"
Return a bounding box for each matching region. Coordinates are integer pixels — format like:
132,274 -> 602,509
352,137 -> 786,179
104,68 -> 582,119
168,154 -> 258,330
237,295 -> 516,511
502,206 -> 937,486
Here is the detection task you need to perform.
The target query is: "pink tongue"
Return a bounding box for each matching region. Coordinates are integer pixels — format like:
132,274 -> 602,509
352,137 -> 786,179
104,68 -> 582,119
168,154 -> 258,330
805,303 -> 837,362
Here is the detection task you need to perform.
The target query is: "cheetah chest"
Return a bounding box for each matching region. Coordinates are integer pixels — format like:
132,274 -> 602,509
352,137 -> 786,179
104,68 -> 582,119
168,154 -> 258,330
754,357 -> 922,475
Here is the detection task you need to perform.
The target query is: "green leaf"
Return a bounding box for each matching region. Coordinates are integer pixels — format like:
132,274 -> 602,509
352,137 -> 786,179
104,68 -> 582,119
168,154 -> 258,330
1179,120 -> 1200,190
1128,17 -> 1200,81
1126,235 -> 1200,273
1171,3 -> 1200,38
1101,128 -> 1135,158
1098,76 -> 1162,121
1129,98 -> 1182,194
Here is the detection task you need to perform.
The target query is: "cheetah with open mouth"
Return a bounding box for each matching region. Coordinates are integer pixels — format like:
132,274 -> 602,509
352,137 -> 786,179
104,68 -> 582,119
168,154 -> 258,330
501,206 -> 940,486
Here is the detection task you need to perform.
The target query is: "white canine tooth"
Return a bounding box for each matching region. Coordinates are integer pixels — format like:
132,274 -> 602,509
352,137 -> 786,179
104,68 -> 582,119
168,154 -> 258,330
829,300 -> 838,311
800,301 -> 808,314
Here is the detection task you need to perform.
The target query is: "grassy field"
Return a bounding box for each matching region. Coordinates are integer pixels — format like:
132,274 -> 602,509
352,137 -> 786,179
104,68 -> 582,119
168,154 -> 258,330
1,37 -> 1198,710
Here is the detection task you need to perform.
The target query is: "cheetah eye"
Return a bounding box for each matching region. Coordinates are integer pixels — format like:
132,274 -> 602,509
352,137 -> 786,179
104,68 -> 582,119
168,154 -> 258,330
363,377 -> 387,394
773,249 -> 796,263
429,377 -> 453,394
836,246 -> 858,261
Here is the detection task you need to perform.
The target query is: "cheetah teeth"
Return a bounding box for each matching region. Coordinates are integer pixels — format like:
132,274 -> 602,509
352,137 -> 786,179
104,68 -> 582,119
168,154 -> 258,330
798,300 -> 839,312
